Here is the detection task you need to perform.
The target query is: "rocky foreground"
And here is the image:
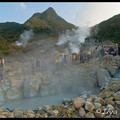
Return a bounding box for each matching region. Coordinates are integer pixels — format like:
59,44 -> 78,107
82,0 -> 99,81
0,55 -> 120,118
0,79 -> 120,118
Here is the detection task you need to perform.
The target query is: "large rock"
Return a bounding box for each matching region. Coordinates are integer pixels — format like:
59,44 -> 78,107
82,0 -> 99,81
6,87 -> 22,101
1,84 -> 10,92
94,97 -> 105,105
38,85 -> 50,97
85,101 -> 95,112
94,103 -> 102,109
85,112 -> 95,118
114,70 -> 120,79
106,104 -> 114,111
41,71 -> 53,84
11,79 -> 23,88
73,97 -> 86,109
104,98 -> 115,106
99,90 -> 113,98
14,111 -> 24,118
23,76 -> 41,98
79,107 -> 86,117
97,69 -> 111,87
106,66 -> 119,76
3,65 -> 12,72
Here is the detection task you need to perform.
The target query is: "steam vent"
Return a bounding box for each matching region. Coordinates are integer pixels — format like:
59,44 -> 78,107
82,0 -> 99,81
0,5 -> 120,118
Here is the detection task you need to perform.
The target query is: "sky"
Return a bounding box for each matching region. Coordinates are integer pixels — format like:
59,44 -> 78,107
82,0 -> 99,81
0,2 -> 120,27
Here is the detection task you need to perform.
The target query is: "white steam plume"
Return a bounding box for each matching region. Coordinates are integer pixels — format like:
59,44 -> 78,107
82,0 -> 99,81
56,26 -> 90,54
16,29 -> 34,47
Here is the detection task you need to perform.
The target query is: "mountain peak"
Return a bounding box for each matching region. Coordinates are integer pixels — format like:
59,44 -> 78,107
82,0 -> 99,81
46,7 -> 55,11
42,7 -> 56,15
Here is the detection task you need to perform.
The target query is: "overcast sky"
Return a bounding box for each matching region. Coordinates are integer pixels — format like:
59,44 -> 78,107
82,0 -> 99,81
0,2 -> 120,27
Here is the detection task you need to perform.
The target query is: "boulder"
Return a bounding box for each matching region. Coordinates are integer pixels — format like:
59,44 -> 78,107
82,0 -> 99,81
99,90 -> 114,98
113,95 -> 120,101
23,77 -> 41,98
113,70 -> 120,80
67,108 -> 73,115
1,84 -> 9,92
97,69 -> 111,87
3,65 -> 12,72
106,66 -> 119,76
85,112 -> 95,118
38,85 -> 50,97
73,97 -> 86,109
10,79 -> 23,88
6,87 -> 22,101
94,103 -> 102,109
26,113 -> 35,118
85,101 -> 95,112
104,98 -> 115,106
14,111 -> 24,118
106,104 -> 114,111
94,97 -> 105,105
62,98 -> 72,105
79,107 -> 86,117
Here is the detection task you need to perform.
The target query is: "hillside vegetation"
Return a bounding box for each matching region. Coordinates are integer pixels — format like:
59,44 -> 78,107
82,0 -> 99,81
24,7 -> 77,35
0,7 -> 77,56
90,13 -> 120,43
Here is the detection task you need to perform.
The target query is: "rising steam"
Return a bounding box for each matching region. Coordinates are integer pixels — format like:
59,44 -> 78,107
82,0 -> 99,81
16,29 -> 34,47
56,26 -> 90,54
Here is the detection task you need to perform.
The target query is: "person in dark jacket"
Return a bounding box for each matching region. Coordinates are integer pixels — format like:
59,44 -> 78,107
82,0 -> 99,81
100,46 -> 105,57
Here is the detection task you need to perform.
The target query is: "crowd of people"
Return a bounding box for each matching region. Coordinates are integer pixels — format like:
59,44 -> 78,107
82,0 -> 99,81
30,44 -> 120,74
54,45 -> 119,65
0,44 -> 120,80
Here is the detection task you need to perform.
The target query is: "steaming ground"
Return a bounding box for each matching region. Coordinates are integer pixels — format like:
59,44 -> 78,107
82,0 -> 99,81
1,36 -> 100,110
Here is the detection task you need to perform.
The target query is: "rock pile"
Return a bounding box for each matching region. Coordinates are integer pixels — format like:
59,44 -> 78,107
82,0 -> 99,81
0,54 -> 120,118
0,79 -> 120,118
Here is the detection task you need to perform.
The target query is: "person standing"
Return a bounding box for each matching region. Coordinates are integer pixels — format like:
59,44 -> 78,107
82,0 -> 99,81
87,49 -> 91,62
60,55 -> 64,66
100,46 -> 105,57
80,50 -> 84,63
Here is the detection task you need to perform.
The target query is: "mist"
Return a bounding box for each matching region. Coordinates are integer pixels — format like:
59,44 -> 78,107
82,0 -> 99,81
16,29 -> 34,47
73,2 -> 120,27
56,2 -> 120,54
56,26 -> 90,54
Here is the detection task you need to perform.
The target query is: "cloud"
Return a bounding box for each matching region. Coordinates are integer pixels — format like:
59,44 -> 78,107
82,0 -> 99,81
20,2 -> 26,9
73,2 -> 120,27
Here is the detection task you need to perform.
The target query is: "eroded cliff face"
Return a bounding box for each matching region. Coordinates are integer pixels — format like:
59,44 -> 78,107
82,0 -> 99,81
0,54 -> 120,118
1,50 -> 120,107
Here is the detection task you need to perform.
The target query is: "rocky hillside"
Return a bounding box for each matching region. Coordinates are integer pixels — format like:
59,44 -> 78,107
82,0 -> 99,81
0,7 -> 77,56
90,13 -> 120,43
0,54 -> 120,118
24,7 -> 77,35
